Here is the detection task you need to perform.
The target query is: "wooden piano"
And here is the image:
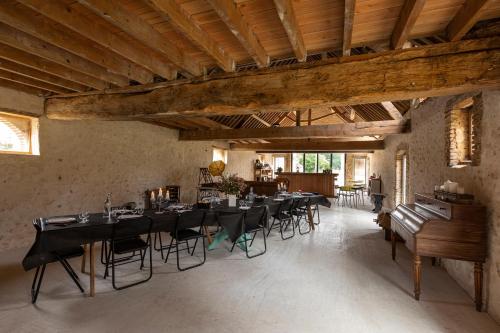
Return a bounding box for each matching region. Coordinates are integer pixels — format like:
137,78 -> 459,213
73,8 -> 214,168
390,193 -> 487,311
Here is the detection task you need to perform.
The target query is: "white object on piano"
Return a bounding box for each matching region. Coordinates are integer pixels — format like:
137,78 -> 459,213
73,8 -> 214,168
46,216 -> 77,224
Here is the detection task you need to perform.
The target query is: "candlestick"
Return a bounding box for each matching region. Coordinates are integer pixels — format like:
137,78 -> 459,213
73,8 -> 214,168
166,190 -> 170,200
158,187 -> 163,197
150,191 -> 155,201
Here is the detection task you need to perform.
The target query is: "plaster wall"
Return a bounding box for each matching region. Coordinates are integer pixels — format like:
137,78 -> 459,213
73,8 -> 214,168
371,90 -> 500,322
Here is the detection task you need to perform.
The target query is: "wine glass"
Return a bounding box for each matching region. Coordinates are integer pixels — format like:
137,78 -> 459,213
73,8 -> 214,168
78,211 -> 90,223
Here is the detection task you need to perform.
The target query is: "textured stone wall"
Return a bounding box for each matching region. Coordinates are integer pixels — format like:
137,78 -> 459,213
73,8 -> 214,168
371,90 -> 500,322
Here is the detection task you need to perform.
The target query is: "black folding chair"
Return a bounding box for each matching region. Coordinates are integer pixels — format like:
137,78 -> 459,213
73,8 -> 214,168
309,196 -> 321,225
165,210 -> 206,271
267,198 -> 295,240
291,197 -> 311,235
236,206 -> 267,258
103,215 -> 153,290
30,219 -> 84,303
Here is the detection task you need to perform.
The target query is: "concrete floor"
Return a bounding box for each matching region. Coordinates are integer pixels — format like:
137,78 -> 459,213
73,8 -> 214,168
0,205 -> 499,333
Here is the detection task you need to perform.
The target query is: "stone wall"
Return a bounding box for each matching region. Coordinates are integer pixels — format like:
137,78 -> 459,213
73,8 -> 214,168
0,87 -> 257,252
371,90 -> 500,322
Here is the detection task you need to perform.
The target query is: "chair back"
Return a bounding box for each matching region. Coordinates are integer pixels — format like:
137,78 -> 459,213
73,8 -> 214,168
267,202 -> 281,217
292,197 -> 309,210
112,216 -> 153,240
176,210 -> 206,230
278,198 -> 293,217
243,206 -> 267,230
216,212 -> 244,242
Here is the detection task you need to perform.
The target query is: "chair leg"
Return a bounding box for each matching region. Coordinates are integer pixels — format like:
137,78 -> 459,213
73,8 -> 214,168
246,229 -> 267,259
191,238 -> 199,256
313,204 -> 320,225
279,218 -> 295,240
266,218 -> 277,237
177,236 -> 206,271
31,264 -> 46,304
297,215 -> 311,235
61,258 -> 80,281
164,237 -> 174,263
59,260 -> 84,293
230,240 -> 237,252
249,231 -> 257,247
154,232 -> 165,259
104,245 -> 112,279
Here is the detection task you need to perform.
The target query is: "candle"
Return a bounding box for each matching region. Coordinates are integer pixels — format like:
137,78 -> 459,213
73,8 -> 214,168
166,190 -> 170,200
158,187 -> 163,198
150,191 -> 155,201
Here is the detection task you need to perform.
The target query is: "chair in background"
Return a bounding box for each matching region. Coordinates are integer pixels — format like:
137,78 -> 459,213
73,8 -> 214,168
104,215 -> 153,290
231,206 -> 267,258
309,196 -> 321,225
267,198 -> 295,240
30,219 -> 85,303
291,197 -> 311,235
165,210 -> 206,271
339,186 -> 356,207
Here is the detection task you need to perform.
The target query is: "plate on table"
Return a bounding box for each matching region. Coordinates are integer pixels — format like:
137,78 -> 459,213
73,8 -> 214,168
168,205 -> 185,210
273,198 -> 284,202
239,206 -> 251,210
117,214 -> 143,220
177,209 -> 192,213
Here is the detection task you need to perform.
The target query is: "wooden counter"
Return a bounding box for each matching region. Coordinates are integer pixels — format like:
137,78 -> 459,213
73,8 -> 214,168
243,181 -> 278,196
278,172 -> 337,197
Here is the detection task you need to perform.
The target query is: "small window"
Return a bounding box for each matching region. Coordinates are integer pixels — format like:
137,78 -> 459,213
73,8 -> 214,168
274,156 -> 285,172
446,96 -> 482,167
0,112 -> 39,155
395,150 -> 408,205
212,147 -> 227,164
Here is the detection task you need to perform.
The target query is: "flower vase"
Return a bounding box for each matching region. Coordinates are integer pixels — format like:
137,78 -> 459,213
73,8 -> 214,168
228,194 -> 237,207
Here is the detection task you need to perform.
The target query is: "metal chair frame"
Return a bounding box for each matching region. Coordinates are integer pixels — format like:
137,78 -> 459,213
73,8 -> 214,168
266,198 -> 295,240
230,207 -> 267,258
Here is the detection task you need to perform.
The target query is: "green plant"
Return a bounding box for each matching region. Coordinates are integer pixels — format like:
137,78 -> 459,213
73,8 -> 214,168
277,167 -> 283,173
217,173 -> 247,195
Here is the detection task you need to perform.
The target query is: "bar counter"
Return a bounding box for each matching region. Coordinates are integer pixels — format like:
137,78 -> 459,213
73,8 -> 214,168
277,172 -> 337,197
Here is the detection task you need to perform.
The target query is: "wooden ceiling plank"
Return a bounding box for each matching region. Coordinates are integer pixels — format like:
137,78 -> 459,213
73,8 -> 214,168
142,120 -> 182,130
380,101 -> 403,120
45,37 -> 500,120
343,0 -> 356,56
447,0 -> 493,42
0,23 -> 118,88
146,0 -> 235,72
230,140 -> 384,152
273,0 -> 307,62
18,0 -> 177,81
252,114 -> 271,127
0,77 -> 49,96
0,57 -> 86,92
391,0 -> 426,49
0,69 -> 70,94
207,0 -> 270,67
77,0 -> 202,76
179,120 -> 406,140
0,43 -> 105,90
0,1 -> 142,85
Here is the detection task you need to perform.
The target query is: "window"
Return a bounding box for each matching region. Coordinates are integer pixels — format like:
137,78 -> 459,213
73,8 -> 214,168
274,156 -> 285,172
395,150 -> 408,205
290,153 -> 345,183
304,153 -> 317,173
0,112 -> 39,155
212,147 -> 227,163
353,157 -> 368,184
446,95 -> 482,167
292,153 -> 304,172
318,153 -> 332,173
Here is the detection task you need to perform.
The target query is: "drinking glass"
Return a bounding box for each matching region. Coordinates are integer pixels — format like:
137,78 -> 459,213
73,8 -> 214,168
78,211 -> 90,223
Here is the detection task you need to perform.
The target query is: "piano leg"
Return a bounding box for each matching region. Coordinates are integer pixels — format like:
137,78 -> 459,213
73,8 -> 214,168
413,255 -> 421,301
474,262 -> 483,312
391,230 -> 396,260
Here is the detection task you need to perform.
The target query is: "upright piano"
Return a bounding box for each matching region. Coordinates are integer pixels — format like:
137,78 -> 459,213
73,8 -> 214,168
390,193 -> 487,311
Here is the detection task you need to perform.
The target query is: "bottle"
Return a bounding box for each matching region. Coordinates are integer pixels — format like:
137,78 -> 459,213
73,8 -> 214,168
104,193 -> 112,219
248,186 -> 256,203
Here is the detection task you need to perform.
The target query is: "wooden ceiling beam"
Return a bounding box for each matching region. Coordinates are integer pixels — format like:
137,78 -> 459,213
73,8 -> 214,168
0,23 -> 117,88
251,114 -> 271,127
342,0 -> 356,56
0,78 -> 49,96
0,2 -> 140,85
146,0 -> 234,72
207,0 -> 269,67
0,69 -> 71,94
447,0 -> 493,42
0,43 -> 105,90
0,58 -> 87,92
230,140 -> 384,152
183,117 -> 232,129
18,0 -> 177,81
45,37 -> 500,120
380,101 -> 403,120
391,0 -> 426,49
273,0 -> 307,62
179,120 -> 406,141
77,0 -> 201,76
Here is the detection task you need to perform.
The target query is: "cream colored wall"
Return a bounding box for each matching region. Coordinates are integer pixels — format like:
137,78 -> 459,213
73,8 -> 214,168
371,90 -> 500,322
0,88 -> 257,252
226,150 -> 258,180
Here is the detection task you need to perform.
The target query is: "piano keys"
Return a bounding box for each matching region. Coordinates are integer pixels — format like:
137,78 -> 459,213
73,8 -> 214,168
390,193 -> 487,311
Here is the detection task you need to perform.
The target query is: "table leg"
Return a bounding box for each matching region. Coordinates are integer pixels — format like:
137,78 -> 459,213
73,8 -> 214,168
89,242 -> 95,297
307,205 -> 315,231
81,243 -> 87,273
414,255 -> 421,301
391,230 -> 396,260
204,226 -> 213,244
474,262 -> 483,311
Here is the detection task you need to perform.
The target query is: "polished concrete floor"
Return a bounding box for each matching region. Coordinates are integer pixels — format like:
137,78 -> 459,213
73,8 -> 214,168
0,205 -> 499,333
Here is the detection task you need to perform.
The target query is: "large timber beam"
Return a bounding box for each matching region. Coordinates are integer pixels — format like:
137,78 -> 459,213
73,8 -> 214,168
208,0 -> 269,67
380,101 -> 403,120
45,36 -> 500,120
77,0 -> 201,76
179,120 -> 406,141
343,0 -> 356,56
273,0 -> 307,62
230,140 -> 384,152
18,0 -> 177,81
391,0 -> 426,49
146,0 -> 234,72
447,0 -> 492,41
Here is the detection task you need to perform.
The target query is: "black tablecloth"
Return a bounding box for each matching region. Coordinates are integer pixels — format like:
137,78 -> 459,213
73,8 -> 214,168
22,195 -> 330,271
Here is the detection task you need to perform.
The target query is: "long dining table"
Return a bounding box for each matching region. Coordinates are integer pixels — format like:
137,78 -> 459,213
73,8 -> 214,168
23,194 -> 331,297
